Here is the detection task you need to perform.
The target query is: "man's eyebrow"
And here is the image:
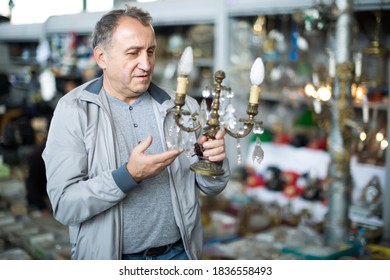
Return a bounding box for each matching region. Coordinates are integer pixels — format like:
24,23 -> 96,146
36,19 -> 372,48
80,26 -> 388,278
124,45 -> 157,51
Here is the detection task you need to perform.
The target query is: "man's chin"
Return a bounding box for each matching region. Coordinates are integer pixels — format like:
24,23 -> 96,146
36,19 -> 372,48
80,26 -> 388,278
130,88 -> 147,97
136,82 -> 151,93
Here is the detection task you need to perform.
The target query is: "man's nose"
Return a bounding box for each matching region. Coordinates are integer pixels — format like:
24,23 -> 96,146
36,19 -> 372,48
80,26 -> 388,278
138,53 -> 152,71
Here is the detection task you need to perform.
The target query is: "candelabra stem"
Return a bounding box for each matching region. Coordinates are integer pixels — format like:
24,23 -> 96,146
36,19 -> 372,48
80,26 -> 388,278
204,70 -> 225,140
190,71 -> 226,176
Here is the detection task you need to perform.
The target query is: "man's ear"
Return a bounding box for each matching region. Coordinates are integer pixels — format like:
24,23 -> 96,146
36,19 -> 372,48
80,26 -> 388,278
93,47 -> 107,69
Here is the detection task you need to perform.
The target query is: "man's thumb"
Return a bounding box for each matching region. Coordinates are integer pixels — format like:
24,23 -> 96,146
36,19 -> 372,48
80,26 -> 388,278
134,135 -> 152,153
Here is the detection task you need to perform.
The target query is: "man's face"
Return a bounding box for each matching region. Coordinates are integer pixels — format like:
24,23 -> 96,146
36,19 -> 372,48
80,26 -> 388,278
96,17 -> 156,103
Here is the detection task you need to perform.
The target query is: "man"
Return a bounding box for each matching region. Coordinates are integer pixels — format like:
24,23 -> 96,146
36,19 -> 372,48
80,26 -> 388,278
42,5 -> 230,260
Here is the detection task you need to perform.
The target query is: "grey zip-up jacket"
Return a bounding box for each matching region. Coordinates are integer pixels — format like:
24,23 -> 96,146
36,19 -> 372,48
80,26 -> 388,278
42,76 -> 230,260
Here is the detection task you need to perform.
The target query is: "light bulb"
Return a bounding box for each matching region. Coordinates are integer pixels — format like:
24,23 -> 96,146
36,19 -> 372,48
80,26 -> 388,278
248,57 -> 265,104
304,83 -> 316,97
318,86 -> 331,101
177,46 -> 193,76
376,132 -> 384,142
360,131 -> 367,141
250,57 -> 265,86
353,85 -> 366,100
380,139 -> 388,150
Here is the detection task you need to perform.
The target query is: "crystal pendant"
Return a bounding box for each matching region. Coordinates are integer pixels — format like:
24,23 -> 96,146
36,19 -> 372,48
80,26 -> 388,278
198,99 -> 208,127
226,89 -> 234,99
202,88 -> 211,98
252,136 -> 264,165
182,130 -> 196,157
223,104 -> 237,129
236,138 -> 242,164
181,115 -> 197,157
218,96 -> 226,116
239,125 -> 247,136
164,111 -> 184,150
219,89 -> 233,117
164,109 -> 198,157
253,123 -> 264,135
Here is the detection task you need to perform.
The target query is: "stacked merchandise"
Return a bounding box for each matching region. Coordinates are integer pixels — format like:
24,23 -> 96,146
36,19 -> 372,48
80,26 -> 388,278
0,159 -> 70,260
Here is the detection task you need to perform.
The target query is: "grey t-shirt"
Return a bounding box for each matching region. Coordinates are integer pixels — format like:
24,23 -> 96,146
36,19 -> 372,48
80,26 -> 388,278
107,92 -> 180,254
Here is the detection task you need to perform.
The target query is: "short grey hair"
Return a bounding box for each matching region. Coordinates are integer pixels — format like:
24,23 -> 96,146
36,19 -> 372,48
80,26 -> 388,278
92,5 -> 153,49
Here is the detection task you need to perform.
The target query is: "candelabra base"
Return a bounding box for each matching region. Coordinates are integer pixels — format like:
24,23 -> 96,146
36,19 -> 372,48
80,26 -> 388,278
190,159 -> 224,176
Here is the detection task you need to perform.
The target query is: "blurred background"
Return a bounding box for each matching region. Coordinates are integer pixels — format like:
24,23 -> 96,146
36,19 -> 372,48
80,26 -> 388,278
0,0 -> 389,260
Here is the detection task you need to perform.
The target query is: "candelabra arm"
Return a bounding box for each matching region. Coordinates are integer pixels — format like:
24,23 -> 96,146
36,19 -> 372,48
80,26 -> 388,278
170,76 -> 202,133
173,90 -> 186,111
174,112 -> 202,133
225,123 -> 254,138
224,103 -> 262,138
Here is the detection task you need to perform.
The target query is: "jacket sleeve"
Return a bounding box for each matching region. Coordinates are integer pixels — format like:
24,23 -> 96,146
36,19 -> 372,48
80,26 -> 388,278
195,159 -> 230,196
42,97 -> 127,226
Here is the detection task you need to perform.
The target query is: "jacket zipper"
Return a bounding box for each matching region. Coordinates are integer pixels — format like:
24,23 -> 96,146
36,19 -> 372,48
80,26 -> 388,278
83,93 -> 124,259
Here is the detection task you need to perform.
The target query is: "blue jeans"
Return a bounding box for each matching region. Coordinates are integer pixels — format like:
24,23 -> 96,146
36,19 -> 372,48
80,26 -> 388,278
122,242 -> 189,260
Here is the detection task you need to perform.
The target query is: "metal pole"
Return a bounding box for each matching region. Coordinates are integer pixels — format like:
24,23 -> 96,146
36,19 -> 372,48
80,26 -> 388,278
383,41 -> 390,244
324,0 -> 354,245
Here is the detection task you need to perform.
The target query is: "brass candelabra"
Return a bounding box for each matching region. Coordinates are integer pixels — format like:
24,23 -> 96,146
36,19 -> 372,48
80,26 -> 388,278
168,47 -> 265,176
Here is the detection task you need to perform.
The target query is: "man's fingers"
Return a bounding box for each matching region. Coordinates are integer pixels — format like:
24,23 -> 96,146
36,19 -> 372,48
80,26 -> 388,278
215,129 -> 226,139
145,148 -> 182,165
133,135 -> 153,153
202,138 -> 224,149
198,135 -> 207,145
198,130 -> 226,145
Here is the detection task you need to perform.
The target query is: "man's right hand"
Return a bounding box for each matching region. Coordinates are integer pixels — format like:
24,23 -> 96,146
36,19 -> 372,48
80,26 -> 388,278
126,135 -> 183,182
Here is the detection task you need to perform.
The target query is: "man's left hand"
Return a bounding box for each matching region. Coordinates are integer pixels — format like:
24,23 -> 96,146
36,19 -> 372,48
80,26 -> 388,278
198,130 -> 226,162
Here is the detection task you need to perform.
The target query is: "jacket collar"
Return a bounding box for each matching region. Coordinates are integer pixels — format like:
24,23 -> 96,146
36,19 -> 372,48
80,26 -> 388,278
85,75 -> 171,105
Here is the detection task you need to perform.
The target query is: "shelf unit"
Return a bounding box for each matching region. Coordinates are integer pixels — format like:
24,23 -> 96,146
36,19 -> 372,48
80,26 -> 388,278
225,0 -> 390,242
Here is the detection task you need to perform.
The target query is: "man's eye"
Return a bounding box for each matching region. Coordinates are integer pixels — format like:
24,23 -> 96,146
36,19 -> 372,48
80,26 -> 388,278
126,50 -> 138,55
